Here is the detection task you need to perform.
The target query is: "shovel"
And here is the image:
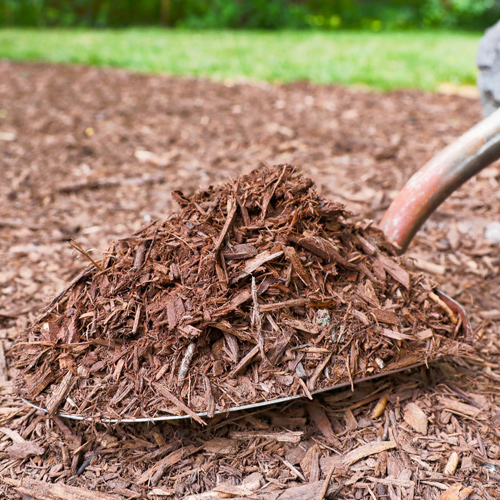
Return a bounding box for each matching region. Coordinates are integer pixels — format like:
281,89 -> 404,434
22,108 -> 500,423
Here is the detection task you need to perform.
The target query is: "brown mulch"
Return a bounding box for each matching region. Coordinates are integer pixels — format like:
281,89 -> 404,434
1,60 -> 500,500
12,165 -> 470,422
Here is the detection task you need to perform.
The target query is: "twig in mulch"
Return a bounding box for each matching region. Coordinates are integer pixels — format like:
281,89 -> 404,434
152,382 -> 206,426
316,461 -> 337,500
0,311 -> 19,319
0,341 -> 6,382
53,174 -> 167,195
213,196 -> 238,254
1,476 -> 119,500
68,239 -> 102,271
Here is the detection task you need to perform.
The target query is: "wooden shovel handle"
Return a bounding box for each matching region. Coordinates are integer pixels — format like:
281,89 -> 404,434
380,107 -> 500,254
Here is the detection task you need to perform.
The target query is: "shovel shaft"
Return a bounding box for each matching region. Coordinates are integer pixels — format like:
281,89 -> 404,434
380,107 -> 500,254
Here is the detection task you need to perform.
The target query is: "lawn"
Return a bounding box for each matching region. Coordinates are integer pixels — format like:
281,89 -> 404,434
0,28 -> 480,91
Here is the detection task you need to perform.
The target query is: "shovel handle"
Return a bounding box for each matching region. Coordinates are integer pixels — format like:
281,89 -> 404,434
380,107 -> 500,254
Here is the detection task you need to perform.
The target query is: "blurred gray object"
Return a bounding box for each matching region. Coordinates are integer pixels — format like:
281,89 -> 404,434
478,20 -> 500,117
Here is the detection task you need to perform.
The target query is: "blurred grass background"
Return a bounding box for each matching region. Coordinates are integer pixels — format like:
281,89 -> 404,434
0,28 -> 480,91
1,0 -> 496,31
0,0 -> 494,91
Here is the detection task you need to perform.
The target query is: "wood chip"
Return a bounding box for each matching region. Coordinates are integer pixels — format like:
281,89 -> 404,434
287,233 -> 357,271
479,309 -> 500,320
316,460 -> 337,500
1,477 -> 119,500
377,254 -> 410,289
284,245 -> 312,285
234,249 -> 284,282
371,309 -> 400,326
343,440 -> 397,466
45,371 -> 75,415
404,403 -> 428,434
444,451 -> 460,475
152,382 -> 206,426
379,328 -> 416,341
213,196 -> 238,253
300,443 -> 321,482
435,483 -> 473,500
242,472 -> 263,492
203,438 -> 239,455
229,430 -> 303,443
308,353 -> 333,391
148,487 -> 176,497
137,445 -> 197,485
228,345 -> 260,377
439,397 -> 482,418
223,243 -> 258,261
308,404 -> 340,447
213,482 -> 258,498
0,341 -> 6,382
410,256 -> 446,275
259,298 -> 310,312
0,427 -> 45,460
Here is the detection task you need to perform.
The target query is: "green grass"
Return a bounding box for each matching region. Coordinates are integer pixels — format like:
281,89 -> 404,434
0,28 -> 480,91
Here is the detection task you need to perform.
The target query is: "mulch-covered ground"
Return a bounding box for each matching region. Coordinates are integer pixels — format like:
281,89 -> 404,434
1,59 -> 500,500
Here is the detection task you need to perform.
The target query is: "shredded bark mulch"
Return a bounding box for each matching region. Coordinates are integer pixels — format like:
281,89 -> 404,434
13,166 -> 470,422
1,60 -> 499,500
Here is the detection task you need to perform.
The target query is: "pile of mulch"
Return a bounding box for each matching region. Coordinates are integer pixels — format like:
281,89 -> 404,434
12,165 -> 471,422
